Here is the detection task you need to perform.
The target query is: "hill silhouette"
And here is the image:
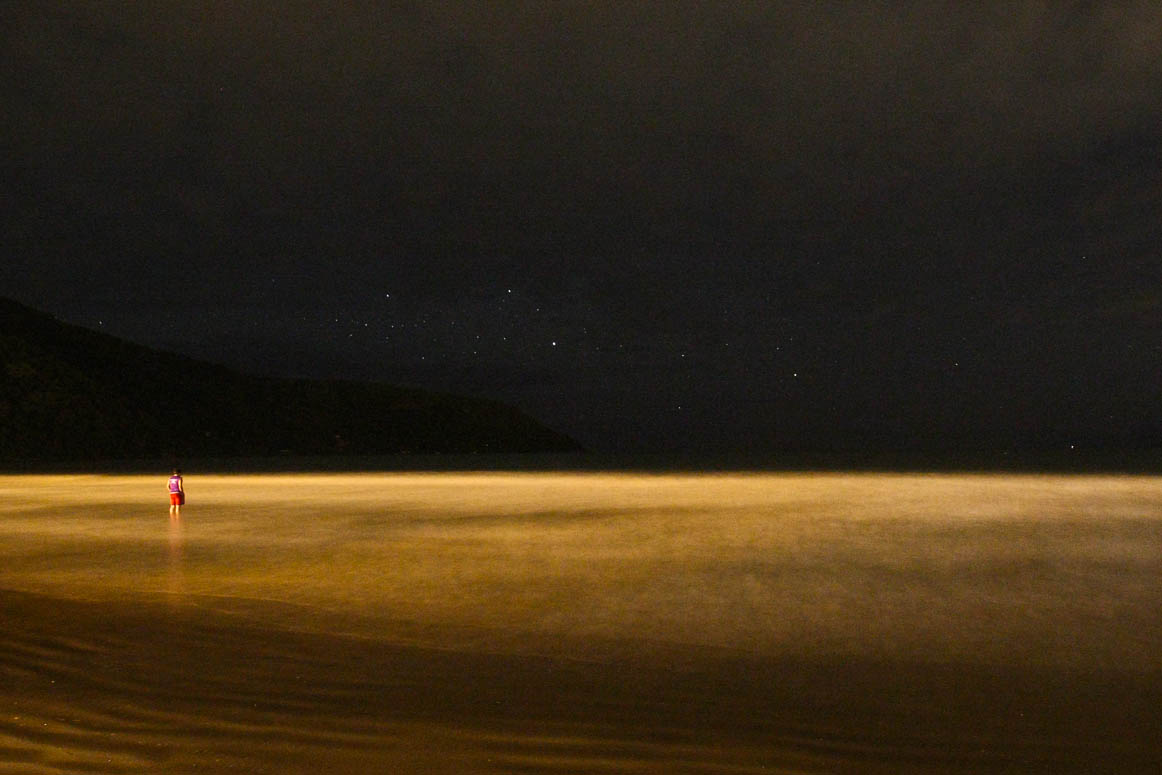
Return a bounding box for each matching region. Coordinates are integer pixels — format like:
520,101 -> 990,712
0,298 -> 580,461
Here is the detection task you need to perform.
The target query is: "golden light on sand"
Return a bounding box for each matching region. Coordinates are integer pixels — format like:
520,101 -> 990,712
2,472 -> 1161,772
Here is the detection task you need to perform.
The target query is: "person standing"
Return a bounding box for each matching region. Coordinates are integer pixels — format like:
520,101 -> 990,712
168,469 -> 185,517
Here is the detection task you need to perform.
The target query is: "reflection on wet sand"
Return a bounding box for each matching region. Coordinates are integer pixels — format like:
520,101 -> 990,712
1,472 -> 1160,773
167,514 -> 184,601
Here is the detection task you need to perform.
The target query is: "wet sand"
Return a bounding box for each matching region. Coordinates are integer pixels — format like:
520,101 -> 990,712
2,472 -> 1160,773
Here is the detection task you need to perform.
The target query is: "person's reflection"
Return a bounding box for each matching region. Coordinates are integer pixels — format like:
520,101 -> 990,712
167,512 -> 185,601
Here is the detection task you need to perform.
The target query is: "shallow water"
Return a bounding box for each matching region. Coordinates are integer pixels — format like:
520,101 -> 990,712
2,472 -> 1160,772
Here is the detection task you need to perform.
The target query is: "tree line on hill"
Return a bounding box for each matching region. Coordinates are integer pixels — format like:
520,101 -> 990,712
0,298 -> 580,462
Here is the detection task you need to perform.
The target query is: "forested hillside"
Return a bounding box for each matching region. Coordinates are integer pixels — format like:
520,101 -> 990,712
1,298 -> 580,461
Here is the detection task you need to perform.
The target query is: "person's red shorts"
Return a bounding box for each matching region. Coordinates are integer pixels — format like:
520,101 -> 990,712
170,492 -> 183,505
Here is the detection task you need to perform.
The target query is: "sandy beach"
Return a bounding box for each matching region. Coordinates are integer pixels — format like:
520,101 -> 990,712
2,471 -> 1160,773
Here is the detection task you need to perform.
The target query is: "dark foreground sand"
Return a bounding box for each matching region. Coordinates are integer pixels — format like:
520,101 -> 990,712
1,472 -> 1160,773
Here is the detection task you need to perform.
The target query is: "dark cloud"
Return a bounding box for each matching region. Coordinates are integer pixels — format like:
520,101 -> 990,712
4,2 -> 1161,451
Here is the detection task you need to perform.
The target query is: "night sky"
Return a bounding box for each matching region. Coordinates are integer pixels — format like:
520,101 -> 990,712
4,2 -> 1161,453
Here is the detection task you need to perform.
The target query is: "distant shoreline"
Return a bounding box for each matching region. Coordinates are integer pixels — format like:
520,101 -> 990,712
3,448 -> 1160,475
